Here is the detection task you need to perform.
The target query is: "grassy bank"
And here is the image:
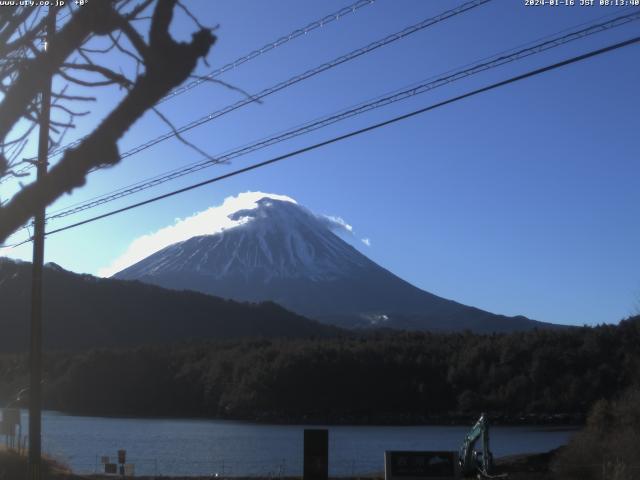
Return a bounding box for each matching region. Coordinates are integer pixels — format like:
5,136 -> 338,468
0,448 -> 78,480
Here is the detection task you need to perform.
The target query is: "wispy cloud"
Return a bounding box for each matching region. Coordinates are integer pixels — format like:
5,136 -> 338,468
321,214 -> 372,248
322,215 -> 354,234
97,191 -> 295,277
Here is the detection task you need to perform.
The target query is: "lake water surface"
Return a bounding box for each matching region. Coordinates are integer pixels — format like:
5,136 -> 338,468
15,410 -> 576,476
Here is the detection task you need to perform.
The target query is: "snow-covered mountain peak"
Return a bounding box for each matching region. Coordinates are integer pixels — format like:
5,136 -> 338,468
116,194 -> 369,283
113,192 -> 545,333
229,196 -> 309,226
227,197 -> 343,237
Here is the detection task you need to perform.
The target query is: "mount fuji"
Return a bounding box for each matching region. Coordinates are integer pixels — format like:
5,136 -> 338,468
113,193 -> 553,333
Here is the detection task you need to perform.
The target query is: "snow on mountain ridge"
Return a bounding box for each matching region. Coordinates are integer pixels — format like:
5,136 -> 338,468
118,197 -> 370,283
98,192 -> 299,277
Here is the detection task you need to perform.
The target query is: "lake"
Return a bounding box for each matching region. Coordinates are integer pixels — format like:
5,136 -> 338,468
12,410 -> 576,476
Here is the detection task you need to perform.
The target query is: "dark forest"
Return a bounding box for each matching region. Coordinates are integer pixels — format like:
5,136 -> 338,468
1,315 -> 638,423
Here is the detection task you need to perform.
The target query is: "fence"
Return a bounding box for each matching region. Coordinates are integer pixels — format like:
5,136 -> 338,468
52,455 -> 384,478
0,431 -> 399,478
5,450 -> 640,478
8,437 -> 640,479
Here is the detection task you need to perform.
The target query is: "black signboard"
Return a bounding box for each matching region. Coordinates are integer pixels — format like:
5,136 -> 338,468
385,451 -> 457,480
104,463 -> 118,475
304,429 -> 328,480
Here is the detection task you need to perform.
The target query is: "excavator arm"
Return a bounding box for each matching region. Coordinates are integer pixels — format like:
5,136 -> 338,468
458,413 -> 495,477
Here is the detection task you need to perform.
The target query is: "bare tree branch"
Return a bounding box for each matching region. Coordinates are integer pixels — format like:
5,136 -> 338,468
62,62 -> 133,88
0,1 -> 120,142
0,0 -> 216,242
151,106 -> 222,164
188,74 -> 262,104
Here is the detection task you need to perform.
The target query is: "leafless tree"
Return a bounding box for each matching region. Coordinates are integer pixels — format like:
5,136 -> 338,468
0,0 -> 216,243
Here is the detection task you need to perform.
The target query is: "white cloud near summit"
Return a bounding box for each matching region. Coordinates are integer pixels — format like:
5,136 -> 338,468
322,215 -> 370,246
321,215 -> 354,234
322,215 -> 372,247
97,192 -> 295,278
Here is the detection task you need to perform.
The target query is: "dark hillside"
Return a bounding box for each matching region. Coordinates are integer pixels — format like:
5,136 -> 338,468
0,258 -> 341,353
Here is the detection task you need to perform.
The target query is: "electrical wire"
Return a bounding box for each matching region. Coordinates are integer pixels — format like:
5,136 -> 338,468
43,9 -> 640,222
3,0 -> 377,178
3,33 -> 634,248
18,0 -> 492,174
158,0 -> 377,104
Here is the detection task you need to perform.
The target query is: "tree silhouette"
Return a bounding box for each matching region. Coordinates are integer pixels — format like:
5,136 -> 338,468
0,0 -> 216,243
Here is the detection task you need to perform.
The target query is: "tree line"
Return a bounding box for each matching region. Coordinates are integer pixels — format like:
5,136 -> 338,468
1,315 -> 638,423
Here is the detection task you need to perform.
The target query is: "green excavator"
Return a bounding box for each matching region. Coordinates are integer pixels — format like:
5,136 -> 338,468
458,413 -> 507,479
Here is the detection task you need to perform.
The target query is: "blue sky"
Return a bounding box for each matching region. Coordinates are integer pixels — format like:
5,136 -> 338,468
2,0 -> 639,326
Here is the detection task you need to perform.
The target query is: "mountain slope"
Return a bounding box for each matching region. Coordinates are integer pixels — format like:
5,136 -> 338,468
114,194 -> 555,333
0,258 -> 341,353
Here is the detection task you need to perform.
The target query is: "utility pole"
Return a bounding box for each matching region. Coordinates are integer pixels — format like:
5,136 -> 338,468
27,6 -> 56,480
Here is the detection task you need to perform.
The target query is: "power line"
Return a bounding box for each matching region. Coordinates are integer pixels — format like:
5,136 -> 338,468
0,238 -> 31,248
18,34 -> 637,243
14,0 -> 377,170
43,9 -> 640,223
17,0 -> 492,176
96,0 -> 493,165
158,0 -> 377,104
4,0 -> 377,178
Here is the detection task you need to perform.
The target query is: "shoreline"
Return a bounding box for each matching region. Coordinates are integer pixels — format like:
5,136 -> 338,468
32,409 -> 585,427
